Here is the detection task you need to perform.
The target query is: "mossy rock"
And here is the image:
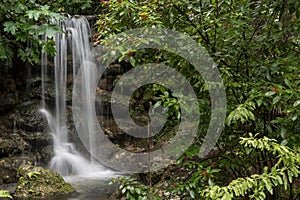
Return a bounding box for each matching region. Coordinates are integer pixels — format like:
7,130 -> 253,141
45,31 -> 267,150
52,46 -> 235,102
14,163 -> 74,198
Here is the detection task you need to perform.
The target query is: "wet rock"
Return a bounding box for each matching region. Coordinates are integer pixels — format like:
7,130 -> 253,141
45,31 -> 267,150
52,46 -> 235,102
99,77 -> 115,91
0,128 -> 30,158
0,138 -> 22,157
0,93 -> 18,112
28,83 -> 56,104
14,163 -> 74,198
33,145 -> 53,165
8,102 -> 47,132
24,132 -> 52,149
0,131 -> 53,184
105,64 -> 124,76
22,131 -> 53,165
0,118 -> 53,169
0,157 -> 34,184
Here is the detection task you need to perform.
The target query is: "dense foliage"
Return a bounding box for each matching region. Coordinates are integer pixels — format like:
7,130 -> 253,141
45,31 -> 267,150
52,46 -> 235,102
0,0 -> 101,67
0,0 -> 63,66
96,0 -> 300,199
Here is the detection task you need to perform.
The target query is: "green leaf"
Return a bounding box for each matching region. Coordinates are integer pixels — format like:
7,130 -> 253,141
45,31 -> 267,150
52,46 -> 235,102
292,115 -> 298,121
130,56 -> 136,67
4,22 -> 18,34
282,171 -> 288,189
208,178 -> 214,186
293,100 -> 300,107
256,99 -> 263,107
284,79 -> 291,88
134,188 -> 141,194
272,95 -> 281,105
265,91 -> 276,97
280,139 -> 288,146
189,190 -> 195,199
277,175 -> 283,185
121,187 -> 126,194
129,186 -> 134,194
26,10 -> 41,21
45,25 -> 63,38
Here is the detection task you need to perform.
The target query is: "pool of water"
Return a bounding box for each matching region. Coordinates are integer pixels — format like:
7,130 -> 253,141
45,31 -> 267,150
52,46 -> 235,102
8,171 -> 120,200
53,171 -> 119,200
46,177 -> 118,200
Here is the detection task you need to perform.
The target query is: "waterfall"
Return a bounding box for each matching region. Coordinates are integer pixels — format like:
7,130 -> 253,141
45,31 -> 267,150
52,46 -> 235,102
40,16 -> 111,177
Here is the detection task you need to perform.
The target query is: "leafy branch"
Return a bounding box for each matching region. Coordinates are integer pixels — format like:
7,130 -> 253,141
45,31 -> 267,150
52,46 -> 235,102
202,134 -> 300,200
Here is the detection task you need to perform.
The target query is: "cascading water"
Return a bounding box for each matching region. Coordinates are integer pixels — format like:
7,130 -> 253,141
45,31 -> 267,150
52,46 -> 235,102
40,16 -> 113,178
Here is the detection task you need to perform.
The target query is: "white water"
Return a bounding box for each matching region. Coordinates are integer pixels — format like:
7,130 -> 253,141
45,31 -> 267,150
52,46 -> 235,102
40,16 -> 114,178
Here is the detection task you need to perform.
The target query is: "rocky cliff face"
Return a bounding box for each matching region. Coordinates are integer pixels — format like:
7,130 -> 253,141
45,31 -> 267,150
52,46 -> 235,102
0,66 -> 54,184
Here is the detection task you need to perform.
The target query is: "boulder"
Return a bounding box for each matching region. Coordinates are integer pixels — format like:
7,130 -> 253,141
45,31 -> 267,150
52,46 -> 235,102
14,163 -> 74,197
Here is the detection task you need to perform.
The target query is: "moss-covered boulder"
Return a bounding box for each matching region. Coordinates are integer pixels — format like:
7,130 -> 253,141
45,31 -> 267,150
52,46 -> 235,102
14,163 -> 74,198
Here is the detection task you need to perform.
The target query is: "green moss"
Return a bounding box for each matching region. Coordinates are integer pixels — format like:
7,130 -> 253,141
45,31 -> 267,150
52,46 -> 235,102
0,190 -> 13,199
14,163 -> 74,198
